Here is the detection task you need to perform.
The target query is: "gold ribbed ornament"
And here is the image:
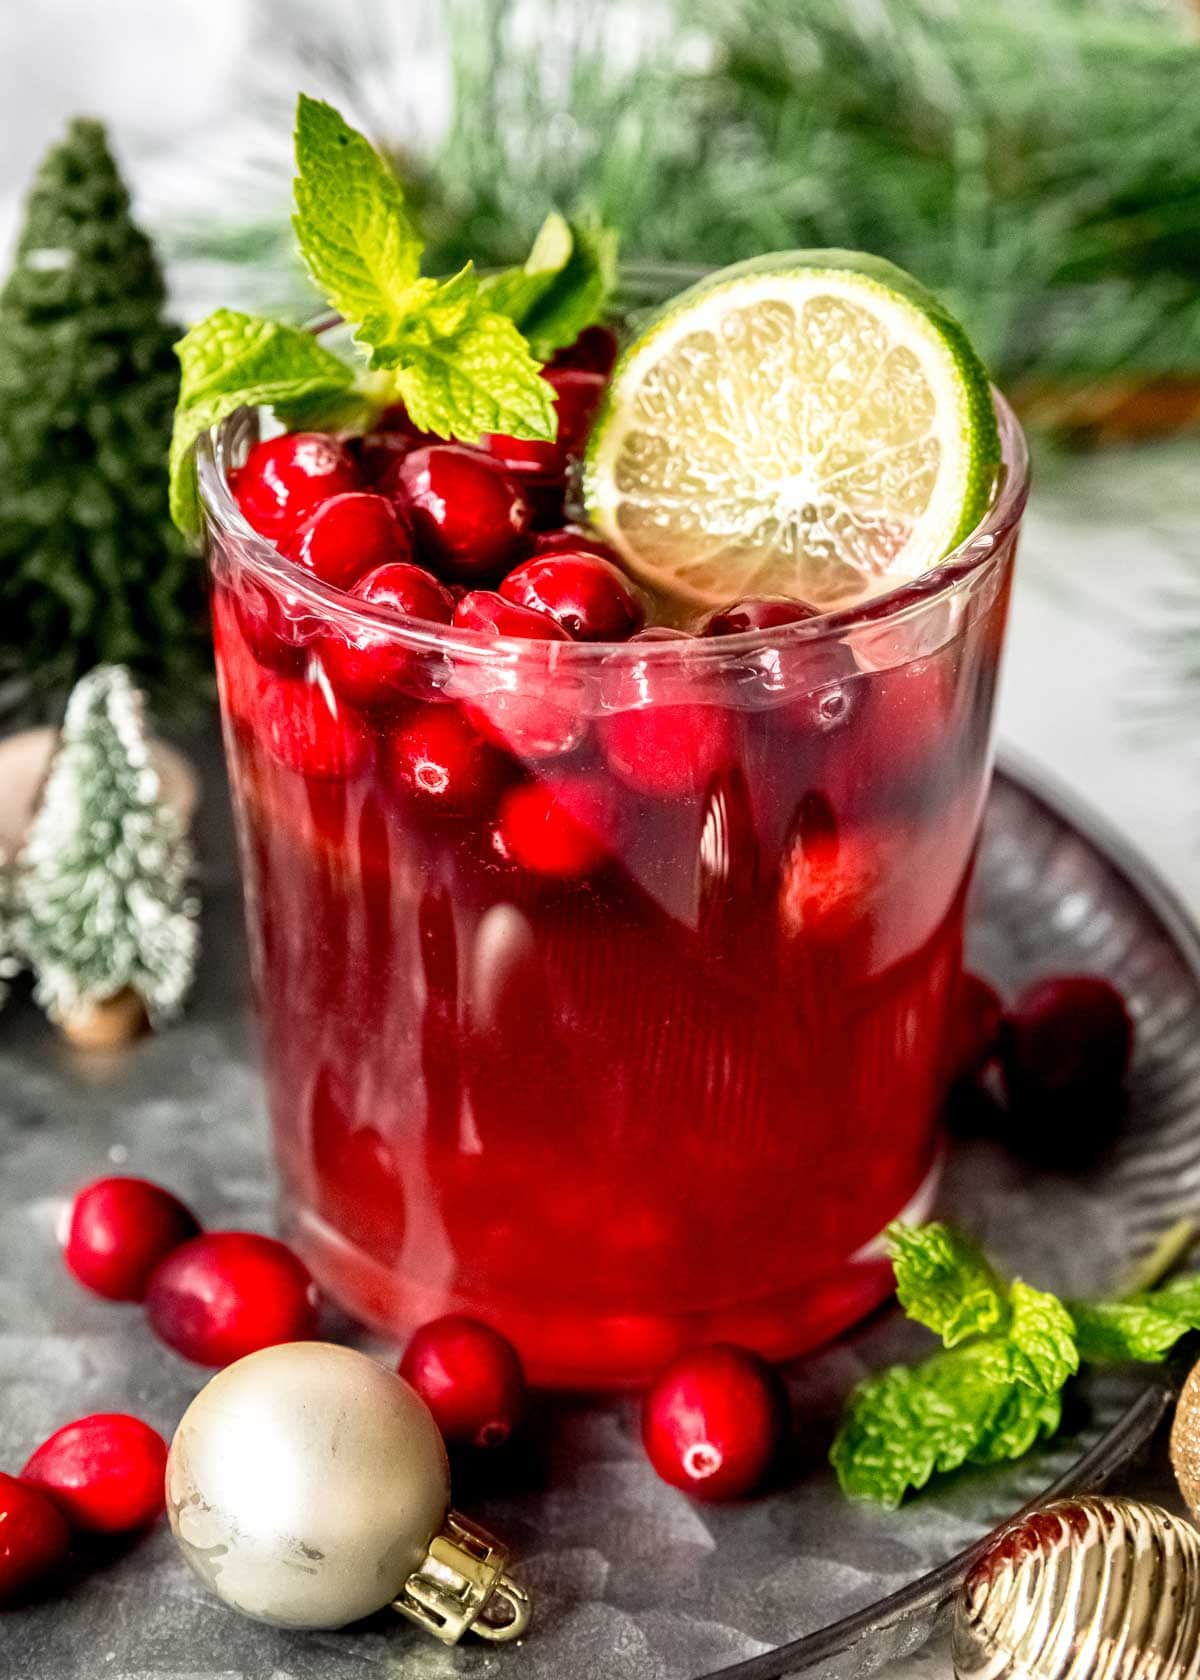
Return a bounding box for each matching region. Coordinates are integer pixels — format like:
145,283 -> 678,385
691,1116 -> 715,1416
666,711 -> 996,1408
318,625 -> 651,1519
953,1495 -> 1200,1680
1171,1357 -> 1200,1520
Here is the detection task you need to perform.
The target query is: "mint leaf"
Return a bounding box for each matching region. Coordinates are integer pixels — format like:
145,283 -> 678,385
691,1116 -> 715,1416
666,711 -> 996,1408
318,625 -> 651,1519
292,94 -> 423,341
831,1342 -> 1059,1509
1072,1273 -> 1200,1363
170,309 -> 357,536
1003,1279 -> 1080,1394
968,1379 -> 1063,1467
490,210 -> 619,361
888,1222 -> 1008,1347
378,265 -> 557,444
479,212 -> 574,325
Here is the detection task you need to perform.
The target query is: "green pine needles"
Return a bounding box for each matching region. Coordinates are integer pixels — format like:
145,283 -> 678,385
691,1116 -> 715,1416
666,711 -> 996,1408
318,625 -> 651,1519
13,665 -> 199,1025
0,119 -> 206,713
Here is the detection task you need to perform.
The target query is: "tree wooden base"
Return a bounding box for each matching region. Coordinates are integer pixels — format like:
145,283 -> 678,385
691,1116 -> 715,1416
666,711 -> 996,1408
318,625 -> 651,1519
59,988 -> 148,1051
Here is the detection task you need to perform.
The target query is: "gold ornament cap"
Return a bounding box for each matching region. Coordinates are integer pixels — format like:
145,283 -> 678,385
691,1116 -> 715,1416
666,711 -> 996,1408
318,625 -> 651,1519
166,1341 -> 529,1643
953,1495 -> 1200,1680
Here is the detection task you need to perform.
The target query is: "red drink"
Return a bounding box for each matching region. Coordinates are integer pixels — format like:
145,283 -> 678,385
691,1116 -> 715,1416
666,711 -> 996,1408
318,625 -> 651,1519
203,391 -> 1025,1389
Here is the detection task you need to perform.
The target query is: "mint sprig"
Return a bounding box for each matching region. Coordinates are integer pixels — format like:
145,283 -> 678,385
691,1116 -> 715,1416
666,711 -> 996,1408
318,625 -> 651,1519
832,1220 -> 1196,1508
482,208 -> 619,361
292,93 -> 423,343
170,97 -> 617,538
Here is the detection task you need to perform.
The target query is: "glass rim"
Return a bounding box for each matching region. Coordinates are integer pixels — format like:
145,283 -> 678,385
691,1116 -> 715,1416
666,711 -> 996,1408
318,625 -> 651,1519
196,287 -> 1029,667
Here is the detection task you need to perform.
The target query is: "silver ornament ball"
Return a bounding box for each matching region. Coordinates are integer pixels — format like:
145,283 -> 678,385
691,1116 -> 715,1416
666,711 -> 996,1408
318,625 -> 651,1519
167,1341 -> 528,1641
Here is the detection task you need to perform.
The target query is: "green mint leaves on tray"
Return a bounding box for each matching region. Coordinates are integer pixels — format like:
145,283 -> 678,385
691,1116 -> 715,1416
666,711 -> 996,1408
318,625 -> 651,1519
832,1221 -> 1200,1510
169,95 -> 618,537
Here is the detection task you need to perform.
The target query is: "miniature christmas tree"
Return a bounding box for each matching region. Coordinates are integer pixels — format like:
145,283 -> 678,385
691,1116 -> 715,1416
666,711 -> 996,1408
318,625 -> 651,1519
13,665 -> 199,1040
0,119 -> 206,711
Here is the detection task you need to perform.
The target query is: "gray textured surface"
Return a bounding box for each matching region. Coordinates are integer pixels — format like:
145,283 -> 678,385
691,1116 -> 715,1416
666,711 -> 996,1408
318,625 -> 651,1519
0,748 -> 1198,1680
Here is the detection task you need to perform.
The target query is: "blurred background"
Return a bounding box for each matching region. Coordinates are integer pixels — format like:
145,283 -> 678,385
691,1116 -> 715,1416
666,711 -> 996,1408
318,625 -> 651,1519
2,0 -> 1199,895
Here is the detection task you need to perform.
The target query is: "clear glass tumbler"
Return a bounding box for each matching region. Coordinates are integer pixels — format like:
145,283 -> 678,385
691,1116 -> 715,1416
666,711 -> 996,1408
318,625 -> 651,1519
200,277 -> 1029,1388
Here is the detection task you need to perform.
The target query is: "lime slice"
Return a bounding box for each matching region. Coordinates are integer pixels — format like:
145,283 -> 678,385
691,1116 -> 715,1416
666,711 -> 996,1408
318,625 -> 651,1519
583,251 -> 1000,612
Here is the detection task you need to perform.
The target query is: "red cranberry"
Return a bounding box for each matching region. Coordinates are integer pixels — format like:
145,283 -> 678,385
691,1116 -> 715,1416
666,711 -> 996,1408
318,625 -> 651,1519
497,776 -> 615,878
482,369 -> 606,477
231,432 -> 360,541
1001,976 -> 1133,1104
255,672 -> 370,780
388,446 -> 531,582
533,526 -> 621,564
400,1315 -> 527,1449
0,1473 -> 70,1601
642,1345 -> 787,1501
500,553 -> 645,642
230,581 -> 309,676
356,404 -> 437,480
951,973 -> 1004,1082
387,706 -> 508,817
321,561 -> 455,710
64,1176 -> 200,1302
599,703 -> 734,798
144,1232 -> 319,1367
453,589 -> 570,641
778,794 -> 879,939
455,593 -> 585,758
549,322 -> 620,376
285,492 -> 411,591
22,1414 -> 167,1535
700,596 -> 819,636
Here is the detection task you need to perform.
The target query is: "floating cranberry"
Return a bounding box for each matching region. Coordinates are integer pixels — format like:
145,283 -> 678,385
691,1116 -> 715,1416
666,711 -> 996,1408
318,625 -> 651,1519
355,404 -> 437,480
388,446 -> 531,582
599,702 -> 734,798
951,973 -> 1004,1082
286,491 -> 412,591
64,1176 -> 200,1302
387,706 -> 508,817
0,1472 -> 70,1601
231,581 -> 309,675
533,526 -> 621,564
497,777 -> 615,878
778,793 -> 879,940
22,1414 -> 167,1536
400,1315 -> 527,1450
321,561 -> 455,710
145,1232 -> 319,1367
550,322 -> 620,377
1001,976 -> 1133,1107
254,672 -> 370,780
231,432 -> 360,541
482,369 -> 606,477
700,596 -> 819,636
500,553 -> 644,642
642,1345 -> 787,1501
453,590 -> 570,641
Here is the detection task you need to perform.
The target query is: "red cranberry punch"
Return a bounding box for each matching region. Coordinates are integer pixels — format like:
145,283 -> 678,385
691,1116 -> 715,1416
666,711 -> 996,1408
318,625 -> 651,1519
180,103 -> 1028,1388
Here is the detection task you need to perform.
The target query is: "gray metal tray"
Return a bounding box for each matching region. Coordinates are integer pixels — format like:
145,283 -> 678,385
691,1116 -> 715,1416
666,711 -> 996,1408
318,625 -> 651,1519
1,745 -> 1196,1680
